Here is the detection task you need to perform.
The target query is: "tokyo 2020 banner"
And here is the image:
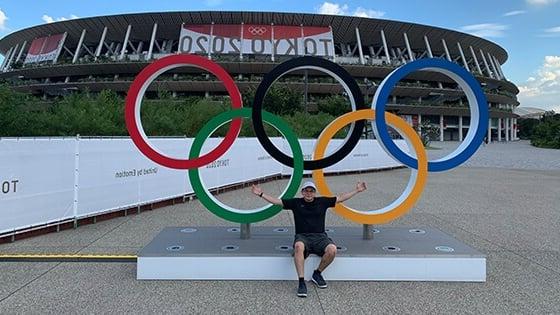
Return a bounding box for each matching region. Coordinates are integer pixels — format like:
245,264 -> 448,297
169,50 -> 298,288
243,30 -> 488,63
179,24 -> 335,57
125,54 -> 488,224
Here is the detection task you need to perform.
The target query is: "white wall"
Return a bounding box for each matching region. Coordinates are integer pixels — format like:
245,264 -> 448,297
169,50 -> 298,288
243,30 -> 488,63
0,137 -> 406,234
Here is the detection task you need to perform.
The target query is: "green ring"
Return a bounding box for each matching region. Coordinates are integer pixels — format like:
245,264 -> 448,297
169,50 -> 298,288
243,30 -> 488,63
188,108 -> 304,223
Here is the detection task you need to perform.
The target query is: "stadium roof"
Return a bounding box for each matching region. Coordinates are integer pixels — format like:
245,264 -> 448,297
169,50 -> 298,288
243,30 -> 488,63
0,11 -> 508,63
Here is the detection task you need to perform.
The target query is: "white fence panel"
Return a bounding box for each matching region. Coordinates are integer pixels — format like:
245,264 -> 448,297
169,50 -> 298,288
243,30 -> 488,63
0,138 -> 75,234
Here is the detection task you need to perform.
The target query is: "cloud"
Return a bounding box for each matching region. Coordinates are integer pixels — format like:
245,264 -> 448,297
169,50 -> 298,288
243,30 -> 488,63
517,56 -> 560,112
545,26 -> 560,33
317,2 -> 349,15
460,23 -> 509,38
526,0 -> 558,5
42,14 -> 79,24
353,7 -> 385,18
0,8 -> 7,31
317,2 -> 385,18
537,26 -> 560,37
503,10 -> 526,16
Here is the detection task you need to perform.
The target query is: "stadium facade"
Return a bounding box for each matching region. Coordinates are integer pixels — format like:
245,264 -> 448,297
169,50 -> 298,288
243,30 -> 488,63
0,11 -> 519,142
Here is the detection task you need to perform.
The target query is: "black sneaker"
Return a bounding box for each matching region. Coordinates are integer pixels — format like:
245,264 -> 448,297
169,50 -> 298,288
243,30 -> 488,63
312,271 -> 327,288
297,281 -> 307,297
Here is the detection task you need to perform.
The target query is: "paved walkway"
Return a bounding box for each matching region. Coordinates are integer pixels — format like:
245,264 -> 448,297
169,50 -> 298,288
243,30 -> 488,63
0,140 -> 558,313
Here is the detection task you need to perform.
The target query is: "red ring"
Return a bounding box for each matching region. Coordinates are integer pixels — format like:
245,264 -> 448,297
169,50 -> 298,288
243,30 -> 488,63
125,54 -> 242,169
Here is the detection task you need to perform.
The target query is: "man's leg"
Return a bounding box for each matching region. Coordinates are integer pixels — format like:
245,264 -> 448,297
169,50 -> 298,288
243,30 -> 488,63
293,241 -> 306,278
311,243 -> 336,289
294,241 -> 308,297
317,243 -> 337,272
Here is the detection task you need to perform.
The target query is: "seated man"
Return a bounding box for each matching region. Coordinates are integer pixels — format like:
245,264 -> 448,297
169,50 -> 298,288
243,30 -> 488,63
251,180 -> 367,297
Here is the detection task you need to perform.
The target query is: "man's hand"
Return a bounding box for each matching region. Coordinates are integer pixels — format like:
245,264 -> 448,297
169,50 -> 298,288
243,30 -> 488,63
251,184 -> 263,197
356,181 -> 367,192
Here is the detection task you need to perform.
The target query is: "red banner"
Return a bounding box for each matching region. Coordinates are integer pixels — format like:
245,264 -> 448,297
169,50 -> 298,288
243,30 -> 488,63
24,33 -> 66,64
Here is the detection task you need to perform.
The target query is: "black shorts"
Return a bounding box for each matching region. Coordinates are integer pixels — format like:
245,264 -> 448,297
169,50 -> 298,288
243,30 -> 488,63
293,233 -> 335,258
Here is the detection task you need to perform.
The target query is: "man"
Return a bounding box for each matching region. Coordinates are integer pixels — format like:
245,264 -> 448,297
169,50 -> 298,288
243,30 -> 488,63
251,180 -> 367,297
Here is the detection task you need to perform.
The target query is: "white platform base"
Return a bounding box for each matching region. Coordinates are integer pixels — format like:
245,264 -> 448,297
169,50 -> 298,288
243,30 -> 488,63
137,227 -> 486,282
138,256 -> 486,281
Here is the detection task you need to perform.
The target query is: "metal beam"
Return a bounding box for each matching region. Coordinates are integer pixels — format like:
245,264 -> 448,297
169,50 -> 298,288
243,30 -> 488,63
5,43 -> 19,70
119,24 -> 132,60
403,32 -> 414,61
493,55 -> 506,79
380,29 -> 391,64
469,45 -> 482,74
240,22 -> 244,61
15,41 -> 27,63
73,29 -> 87,63
53,32 -> 68,64
0,47 -> 13,71
441,39 -> 451,61
423,35 -> 433,58
456,42 -> 469,70
479,49 -> 493,78
147,23 -> 158,60
207,22 -> 213,59
95,27 -> 108,59
487,52 -> 500,79
271,23 -> 275,62
355,27 -> 365,65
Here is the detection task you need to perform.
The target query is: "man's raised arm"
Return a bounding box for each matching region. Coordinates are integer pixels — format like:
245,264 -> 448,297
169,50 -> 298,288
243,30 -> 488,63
336,181 -> 367,203
251,184 -> 283,206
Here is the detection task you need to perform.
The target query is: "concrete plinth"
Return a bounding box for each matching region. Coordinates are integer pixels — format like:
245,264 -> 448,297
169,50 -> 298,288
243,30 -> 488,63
137,226 -> 486,282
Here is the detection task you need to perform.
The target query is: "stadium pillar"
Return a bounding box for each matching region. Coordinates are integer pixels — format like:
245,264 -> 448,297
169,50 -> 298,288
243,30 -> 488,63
5,43 -> 19,70
120,25 -> 132,60
487,53 -> 500,79
479,49 -> 492,78
493,55 -> 506,79
498,118 -> 502,141
0,47 -> 12,71
147,23 -> 158,60
15,41 -> 27,64
355,27 -> 365,65
441,39 -> 451,61
488,118 -> 492,143
505,118 -> 510,142
73,29 -> 86,64
95,27 -> 108,60
380,29 -> 391,64
403,32 -> 414,61
456,42 -> 469,71
2,46 -> 14,71
423,36 -> 433,58
459,116 -> 463,141
469,45 -> 482,74
440,115 -> 444,142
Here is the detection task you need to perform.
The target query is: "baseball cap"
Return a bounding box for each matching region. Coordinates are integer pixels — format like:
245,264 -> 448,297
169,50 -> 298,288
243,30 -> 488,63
301,181 -> 317,191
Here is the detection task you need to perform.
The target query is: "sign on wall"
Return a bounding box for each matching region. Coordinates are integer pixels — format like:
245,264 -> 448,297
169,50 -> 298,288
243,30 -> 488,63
24,33 -> 66,64
179,24 -> 334,57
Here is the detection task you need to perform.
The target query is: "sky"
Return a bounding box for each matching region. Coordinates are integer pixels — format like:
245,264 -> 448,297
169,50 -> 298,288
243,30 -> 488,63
0,0 -> 559,112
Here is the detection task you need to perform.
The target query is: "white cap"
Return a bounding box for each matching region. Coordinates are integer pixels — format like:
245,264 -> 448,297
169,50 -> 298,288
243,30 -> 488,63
301,181 -> 317,191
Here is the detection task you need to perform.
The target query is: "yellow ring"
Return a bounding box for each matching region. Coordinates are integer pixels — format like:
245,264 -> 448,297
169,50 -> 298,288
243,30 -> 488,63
312,109 -> 428,224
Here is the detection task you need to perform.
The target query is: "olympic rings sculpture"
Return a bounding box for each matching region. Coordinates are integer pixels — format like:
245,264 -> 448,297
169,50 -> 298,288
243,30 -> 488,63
125,54 -> 488,224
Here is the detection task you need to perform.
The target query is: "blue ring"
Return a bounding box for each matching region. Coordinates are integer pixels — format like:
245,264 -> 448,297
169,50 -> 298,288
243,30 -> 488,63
373,58 -> 489,172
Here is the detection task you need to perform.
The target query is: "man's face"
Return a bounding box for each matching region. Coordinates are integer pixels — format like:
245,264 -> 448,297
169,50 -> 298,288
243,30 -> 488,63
301,188 -> 316,202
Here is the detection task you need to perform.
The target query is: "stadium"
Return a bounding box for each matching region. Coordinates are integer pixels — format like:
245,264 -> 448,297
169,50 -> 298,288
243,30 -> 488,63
0,11 -> 519,142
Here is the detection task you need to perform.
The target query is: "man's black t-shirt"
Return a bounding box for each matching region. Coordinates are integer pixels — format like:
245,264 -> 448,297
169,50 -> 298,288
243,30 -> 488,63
281,197 -> 337,234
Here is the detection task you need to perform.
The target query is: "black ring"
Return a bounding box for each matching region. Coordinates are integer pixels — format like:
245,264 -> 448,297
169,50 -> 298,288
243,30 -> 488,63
251,56 -> 366,170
